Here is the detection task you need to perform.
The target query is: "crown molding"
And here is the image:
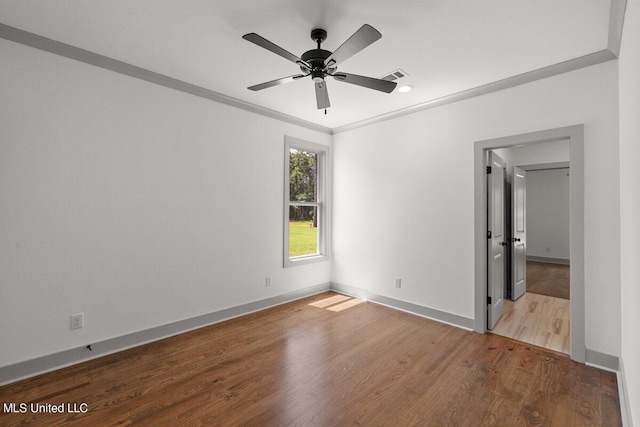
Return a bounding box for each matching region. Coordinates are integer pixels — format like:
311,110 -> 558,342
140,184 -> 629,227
1,0 -> 627,135
333,0 -> 626,133
608,0 -> 628,57
0,23 -> 333,135
332,49 -> 616,134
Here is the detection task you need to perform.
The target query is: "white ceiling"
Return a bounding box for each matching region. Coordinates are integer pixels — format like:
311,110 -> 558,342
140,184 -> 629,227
0,0 -> 613,129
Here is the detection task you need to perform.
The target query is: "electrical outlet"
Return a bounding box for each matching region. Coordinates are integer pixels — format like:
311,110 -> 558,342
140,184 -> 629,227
265,276 -> 272,287
394,277 -> 402,288
70,314 -> 84,330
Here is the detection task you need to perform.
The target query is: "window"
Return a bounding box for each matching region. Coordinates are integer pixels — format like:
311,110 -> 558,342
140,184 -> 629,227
284,136 -> 330,267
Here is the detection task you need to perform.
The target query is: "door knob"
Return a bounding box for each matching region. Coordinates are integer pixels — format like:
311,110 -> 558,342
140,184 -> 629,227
500,241 -> 508,246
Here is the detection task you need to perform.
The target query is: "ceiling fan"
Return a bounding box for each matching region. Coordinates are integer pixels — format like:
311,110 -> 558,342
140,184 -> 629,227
242,25 -> 397,110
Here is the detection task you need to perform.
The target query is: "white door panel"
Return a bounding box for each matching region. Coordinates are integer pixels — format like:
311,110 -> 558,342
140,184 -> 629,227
487,151 -> 505,329
511,167 -> 527,300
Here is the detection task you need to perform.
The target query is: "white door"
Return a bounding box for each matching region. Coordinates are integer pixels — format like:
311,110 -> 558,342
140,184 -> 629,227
487,151 -> 506,329
511,167 -> 527,300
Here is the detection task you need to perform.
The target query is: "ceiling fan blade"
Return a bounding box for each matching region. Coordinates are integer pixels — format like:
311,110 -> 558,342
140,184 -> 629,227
315,81 -> 330,109
324,24 -> 382,67
243,33 -> 311,70
248,74 -> 307,91
333,72 -> 397,93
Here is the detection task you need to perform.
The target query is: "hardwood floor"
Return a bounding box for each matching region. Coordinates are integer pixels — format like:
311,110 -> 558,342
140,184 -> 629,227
491,293 -> 570,354
0,292 -> 620,426
492,261 -> 571,354
526,261 -> 570,300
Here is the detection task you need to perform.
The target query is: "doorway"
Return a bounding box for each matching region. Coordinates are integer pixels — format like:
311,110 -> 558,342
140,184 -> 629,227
490,155 -> 571,354
473,125 -> 585,363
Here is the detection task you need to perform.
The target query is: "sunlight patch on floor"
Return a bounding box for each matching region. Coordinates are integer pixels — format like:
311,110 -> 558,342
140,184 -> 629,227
326,298 -> 364,312
308,294 -> 364,312
308,294 -> 351,308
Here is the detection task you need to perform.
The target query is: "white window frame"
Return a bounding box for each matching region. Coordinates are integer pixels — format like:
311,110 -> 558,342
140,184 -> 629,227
284,136 -> 330,267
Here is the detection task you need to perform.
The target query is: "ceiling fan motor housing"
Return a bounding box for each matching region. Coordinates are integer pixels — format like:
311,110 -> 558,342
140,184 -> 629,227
301,28 -> 337,80
302,49 -> 332,81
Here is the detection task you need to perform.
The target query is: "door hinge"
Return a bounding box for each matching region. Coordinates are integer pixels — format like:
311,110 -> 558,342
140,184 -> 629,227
486,166 -> 492,174
487,230 -> 491,239
487,296 -> 492,305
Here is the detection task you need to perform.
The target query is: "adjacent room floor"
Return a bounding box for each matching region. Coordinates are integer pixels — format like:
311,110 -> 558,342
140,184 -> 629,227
526,260 -> 570,300
491,292 -> 570,354
491,261 -> 571,354
0,291 -> 619,426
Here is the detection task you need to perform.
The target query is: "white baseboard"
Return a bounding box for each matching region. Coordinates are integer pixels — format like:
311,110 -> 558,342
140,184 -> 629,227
526,255 -> 571,265
330,282 -> 475,330
0,283 -> 330,386
2,279 -> 629,427
330,282 -> 629,423
618,358 -> 634,427
585,348 -> 620,372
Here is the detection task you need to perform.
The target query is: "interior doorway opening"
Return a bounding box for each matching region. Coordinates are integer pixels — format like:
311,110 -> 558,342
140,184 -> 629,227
489,146 -> 571,354
473,125 -> 585,363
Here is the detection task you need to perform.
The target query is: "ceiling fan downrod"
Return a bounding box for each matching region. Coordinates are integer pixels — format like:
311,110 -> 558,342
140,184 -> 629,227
311,28 -> 327,49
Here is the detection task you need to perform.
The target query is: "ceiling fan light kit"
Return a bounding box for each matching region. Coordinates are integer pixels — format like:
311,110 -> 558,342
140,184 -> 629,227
243,24 -> 397,111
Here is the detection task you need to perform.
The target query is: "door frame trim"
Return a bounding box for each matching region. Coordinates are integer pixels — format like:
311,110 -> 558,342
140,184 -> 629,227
473,124 -> 585,363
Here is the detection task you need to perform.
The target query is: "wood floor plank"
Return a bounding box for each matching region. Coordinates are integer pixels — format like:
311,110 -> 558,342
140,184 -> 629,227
527,261 -> 570,300
0,292 -> 621,426
483,366 -> 534,426
491,292 -> 570,354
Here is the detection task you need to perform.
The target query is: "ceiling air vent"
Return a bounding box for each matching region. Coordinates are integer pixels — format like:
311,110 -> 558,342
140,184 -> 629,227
380,69 -> 409,81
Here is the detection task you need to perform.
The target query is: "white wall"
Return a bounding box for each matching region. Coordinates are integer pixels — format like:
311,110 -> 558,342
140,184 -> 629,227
510,139 -> 570,167
526,168 -> 571,260
619,0 -> 640,424
494,140 -> 571,262
332,60 -> 620,356
0,39 -> 331,367
494,139 -> 570,179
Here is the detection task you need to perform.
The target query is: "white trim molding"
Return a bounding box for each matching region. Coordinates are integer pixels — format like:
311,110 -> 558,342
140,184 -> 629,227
334,0 -> 627,133
609,0 -> 629,57
0,23 -> 333,135
0,283 -> 330,387
283,136 -> 331,267
526,255 -> 571,265
332,51 -> 615,134
618,358 -> 634,427
331,282 -> 475,330
585,349 -> 620,372
473,125 -> 585,363
0,0 -> 627,134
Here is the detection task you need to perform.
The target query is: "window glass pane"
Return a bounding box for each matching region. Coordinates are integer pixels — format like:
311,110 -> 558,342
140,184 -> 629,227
289,205 -> 318,258
289,149 -> 317,203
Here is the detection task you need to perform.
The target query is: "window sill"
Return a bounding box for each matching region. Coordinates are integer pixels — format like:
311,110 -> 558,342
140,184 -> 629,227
284,254 -> 329,268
